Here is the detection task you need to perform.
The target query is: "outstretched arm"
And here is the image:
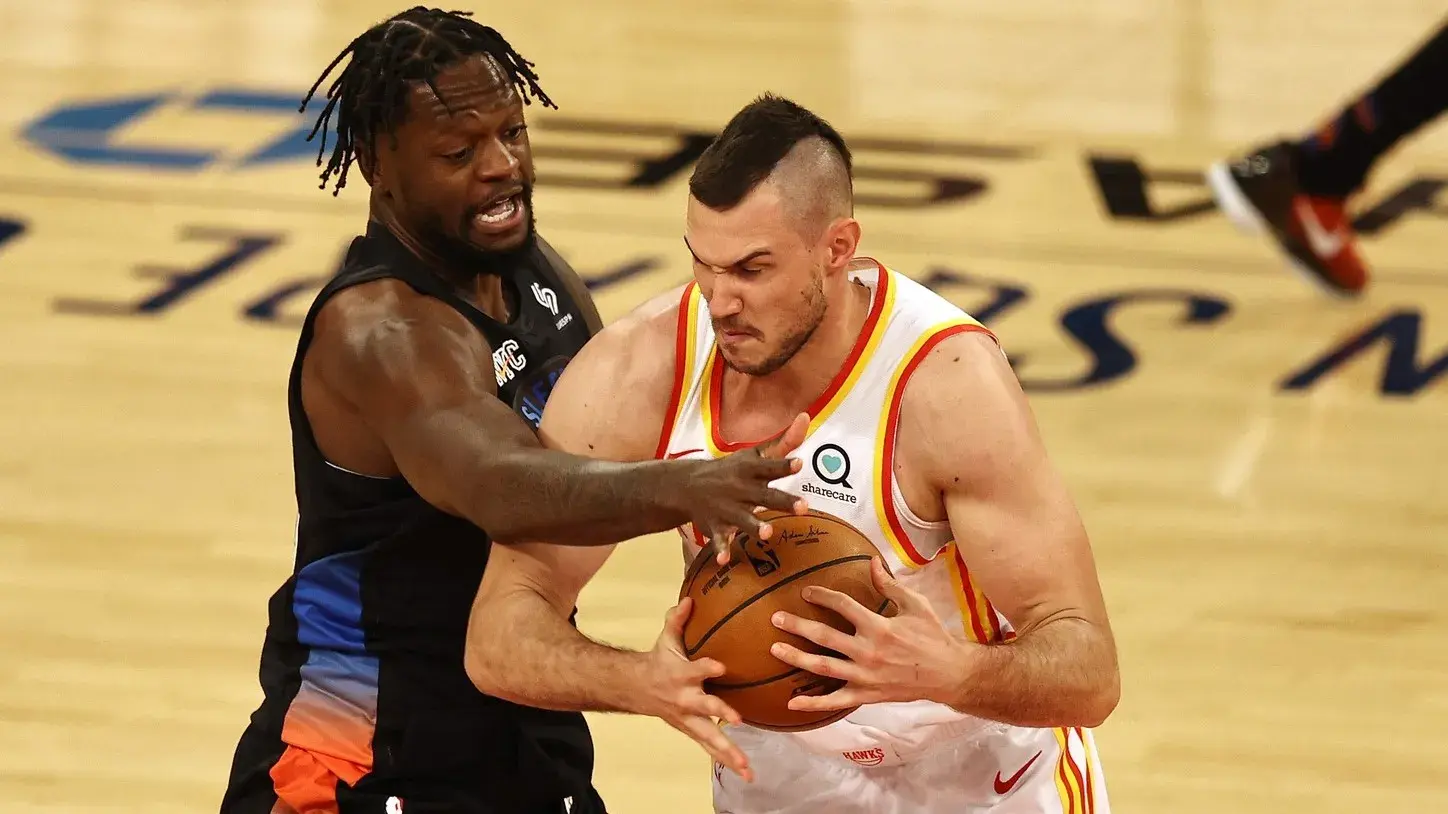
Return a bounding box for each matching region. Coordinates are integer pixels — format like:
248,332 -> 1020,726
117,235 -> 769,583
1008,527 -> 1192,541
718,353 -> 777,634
307,282 -> 799,545
465,291 -> 762,778
467,539 -> 633,711
770,330 -> 1119,729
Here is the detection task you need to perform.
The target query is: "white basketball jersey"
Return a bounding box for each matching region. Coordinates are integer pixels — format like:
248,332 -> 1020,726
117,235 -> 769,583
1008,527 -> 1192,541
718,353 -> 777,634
655,259 -> 1017,753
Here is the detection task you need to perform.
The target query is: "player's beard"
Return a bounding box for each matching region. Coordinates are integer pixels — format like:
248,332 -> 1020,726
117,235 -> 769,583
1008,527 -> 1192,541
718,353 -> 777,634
424,184 -> 539,278
721,272 -> 827,377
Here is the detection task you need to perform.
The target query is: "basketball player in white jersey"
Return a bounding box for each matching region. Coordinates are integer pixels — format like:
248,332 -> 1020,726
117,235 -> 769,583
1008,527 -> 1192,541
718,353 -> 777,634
464,93 -> 1120,814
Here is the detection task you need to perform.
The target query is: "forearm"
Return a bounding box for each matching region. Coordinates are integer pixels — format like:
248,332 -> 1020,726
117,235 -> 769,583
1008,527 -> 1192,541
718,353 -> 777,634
476,449 -> 691,544
425,427 -> 689,545
464,583 -> 649,713
389,404 -> 692,544
946,616 -> 1119,728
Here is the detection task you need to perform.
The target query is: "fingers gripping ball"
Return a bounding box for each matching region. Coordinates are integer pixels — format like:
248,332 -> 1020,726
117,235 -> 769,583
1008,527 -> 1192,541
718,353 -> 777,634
678,509 -> 897,731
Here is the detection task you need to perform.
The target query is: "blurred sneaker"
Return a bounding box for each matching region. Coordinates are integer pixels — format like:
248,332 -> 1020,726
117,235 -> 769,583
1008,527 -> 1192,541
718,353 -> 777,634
1206,141 -> 1368,296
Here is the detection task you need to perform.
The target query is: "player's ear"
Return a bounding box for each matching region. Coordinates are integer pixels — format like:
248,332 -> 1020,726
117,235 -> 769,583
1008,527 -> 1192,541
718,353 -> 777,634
354,139 -> 380,189
822,216 -> 861,271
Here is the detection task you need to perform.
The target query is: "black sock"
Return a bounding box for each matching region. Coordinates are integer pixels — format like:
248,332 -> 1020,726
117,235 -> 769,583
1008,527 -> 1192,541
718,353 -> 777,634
1294,18 -> 1448,197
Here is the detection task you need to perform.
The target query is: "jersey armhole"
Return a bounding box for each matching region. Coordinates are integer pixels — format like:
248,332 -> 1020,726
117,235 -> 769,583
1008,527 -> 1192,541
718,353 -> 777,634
876,320 -> 997,568
653,282 -> 700,459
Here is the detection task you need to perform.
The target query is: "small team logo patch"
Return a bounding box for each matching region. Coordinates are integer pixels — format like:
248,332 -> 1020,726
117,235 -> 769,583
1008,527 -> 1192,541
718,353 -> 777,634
842,747 -> 885,766
531,281 -> 560,315
492,339 -> 527,387
811,443 -> 852,488
385,796 -> 404,814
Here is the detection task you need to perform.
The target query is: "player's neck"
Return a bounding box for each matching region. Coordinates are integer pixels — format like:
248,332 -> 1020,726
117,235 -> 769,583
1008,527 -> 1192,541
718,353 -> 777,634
724,277 -> 872,418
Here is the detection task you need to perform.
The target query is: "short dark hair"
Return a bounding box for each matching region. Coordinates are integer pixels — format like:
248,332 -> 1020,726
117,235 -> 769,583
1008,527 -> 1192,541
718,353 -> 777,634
688,93 -> 852,209
300,7 -> 556,196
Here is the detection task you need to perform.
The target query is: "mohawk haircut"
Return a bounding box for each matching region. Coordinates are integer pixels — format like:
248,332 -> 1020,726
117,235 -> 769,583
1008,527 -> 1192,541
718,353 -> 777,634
300,6 -> 556,195
688,93 -> 852,210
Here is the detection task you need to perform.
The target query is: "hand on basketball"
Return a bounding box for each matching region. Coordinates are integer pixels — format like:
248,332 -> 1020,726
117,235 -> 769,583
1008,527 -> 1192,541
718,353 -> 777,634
768,558 -> 966,711
639,597 -> 755,783
685,412 -> 811,566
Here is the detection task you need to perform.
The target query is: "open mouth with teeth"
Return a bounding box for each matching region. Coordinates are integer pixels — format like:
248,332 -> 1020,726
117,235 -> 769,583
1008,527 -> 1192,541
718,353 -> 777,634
470,191 -> 527,237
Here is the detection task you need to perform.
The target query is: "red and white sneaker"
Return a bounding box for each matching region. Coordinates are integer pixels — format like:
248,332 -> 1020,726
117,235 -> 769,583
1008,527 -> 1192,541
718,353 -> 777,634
1207,141 -> 1369,296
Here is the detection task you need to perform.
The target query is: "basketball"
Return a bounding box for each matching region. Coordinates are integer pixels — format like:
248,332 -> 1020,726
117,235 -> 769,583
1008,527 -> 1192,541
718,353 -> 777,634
678,509 -> 897,732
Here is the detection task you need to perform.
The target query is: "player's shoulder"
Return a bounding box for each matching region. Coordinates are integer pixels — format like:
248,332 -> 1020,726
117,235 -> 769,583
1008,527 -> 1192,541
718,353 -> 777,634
540,283 -> 693,452
914,327 -> 1010,381
307,278 -> 492,401
890,327 -> 1027,486
899,326 -> 1019,437
315,277 -> 480,354
603,281 -> 691,344
872,256 -> 1010,415
553,283 -> 692,402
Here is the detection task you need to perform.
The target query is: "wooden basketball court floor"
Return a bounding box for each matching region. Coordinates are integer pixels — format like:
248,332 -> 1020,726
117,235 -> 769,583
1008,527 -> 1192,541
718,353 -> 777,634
2,1 -> 1446,811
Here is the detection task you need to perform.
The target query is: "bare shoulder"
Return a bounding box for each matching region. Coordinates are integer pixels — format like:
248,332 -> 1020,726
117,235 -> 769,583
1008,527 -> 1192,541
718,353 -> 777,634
897,328 -> 1038,481
315,277 -> 489,351
308,278 -> 496,405
537,284 -> 691,459
902,328 -> 1016,411
559,283 -> 684,393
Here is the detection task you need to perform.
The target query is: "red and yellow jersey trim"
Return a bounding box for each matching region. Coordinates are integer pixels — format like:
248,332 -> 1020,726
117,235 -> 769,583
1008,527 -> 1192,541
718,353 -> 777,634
653,282 -> 703,459
943,542 -> 1013,644
872,318 -> 995,568
1053,727 -> 1099,813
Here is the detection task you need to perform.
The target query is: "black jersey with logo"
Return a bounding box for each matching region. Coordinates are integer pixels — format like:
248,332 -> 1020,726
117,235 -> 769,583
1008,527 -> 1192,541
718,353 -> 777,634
220,221 -> 603,814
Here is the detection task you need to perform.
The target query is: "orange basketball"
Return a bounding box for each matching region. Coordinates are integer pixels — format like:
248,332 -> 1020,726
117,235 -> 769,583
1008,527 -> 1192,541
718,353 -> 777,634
678,509 -> 896,732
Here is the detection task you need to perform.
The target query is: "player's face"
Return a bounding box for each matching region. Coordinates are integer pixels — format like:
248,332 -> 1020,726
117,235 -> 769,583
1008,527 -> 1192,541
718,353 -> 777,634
375,54 -> 537,271
685,188 -> 829,377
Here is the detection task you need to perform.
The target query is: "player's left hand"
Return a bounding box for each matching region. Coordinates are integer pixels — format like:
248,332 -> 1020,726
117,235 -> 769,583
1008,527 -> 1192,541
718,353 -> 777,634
768,557 -> 967,711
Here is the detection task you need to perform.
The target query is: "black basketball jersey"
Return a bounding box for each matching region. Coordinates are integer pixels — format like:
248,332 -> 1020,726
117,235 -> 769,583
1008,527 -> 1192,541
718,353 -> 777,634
220,221 -> 604,814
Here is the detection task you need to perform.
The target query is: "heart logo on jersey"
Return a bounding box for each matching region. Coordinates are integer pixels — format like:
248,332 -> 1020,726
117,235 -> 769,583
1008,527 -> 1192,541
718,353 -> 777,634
811,444 -> 852,488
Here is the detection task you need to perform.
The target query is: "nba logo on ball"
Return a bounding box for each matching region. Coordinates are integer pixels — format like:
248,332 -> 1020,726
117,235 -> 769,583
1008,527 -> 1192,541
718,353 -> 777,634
811,443 -> 852,488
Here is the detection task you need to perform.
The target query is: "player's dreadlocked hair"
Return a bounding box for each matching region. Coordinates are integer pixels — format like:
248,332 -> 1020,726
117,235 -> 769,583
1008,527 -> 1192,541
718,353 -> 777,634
299,7 -> 556,196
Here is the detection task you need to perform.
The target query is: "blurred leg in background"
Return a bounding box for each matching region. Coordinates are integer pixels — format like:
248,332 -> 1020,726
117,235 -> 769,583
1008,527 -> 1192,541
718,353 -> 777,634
1207,18 -> 1448,297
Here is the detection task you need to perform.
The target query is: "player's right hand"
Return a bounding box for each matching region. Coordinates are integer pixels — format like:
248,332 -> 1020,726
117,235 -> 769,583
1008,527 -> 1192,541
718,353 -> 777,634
639,598 -> 754,783
674,412 -> 810,562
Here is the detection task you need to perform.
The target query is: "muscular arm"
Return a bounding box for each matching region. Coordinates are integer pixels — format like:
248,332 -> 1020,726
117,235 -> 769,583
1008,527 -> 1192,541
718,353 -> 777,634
308,281 -> 690,545
465,290 -> 684,709
905,331 -> 1119,728
466,540 -> 643,711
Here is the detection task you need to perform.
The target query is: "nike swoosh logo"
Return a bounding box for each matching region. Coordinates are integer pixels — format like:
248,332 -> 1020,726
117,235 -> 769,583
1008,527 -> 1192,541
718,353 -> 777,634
994,750 -> 1042,794
665,448 -> 705,459
1294,199 -> 1346,258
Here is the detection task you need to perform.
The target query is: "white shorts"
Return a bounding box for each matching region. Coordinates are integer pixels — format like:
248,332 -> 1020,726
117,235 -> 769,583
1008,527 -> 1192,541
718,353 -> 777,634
713,721 -> 1109,814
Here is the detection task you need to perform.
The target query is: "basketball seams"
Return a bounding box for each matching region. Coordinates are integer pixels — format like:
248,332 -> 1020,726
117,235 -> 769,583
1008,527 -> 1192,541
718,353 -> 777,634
677,451 -> 905,731
711,665 -> 805,690
706,595 -> 893,690
682,554 -> 875,658
721,701 -> 851,732
729,707 -> 853,733
679,534 -> 716,599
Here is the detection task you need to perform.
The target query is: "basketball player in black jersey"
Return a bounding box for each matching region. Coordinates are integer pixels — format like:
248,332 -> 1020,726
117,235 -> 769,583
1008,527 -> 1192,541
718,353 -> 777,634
218,9 -> 809,814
